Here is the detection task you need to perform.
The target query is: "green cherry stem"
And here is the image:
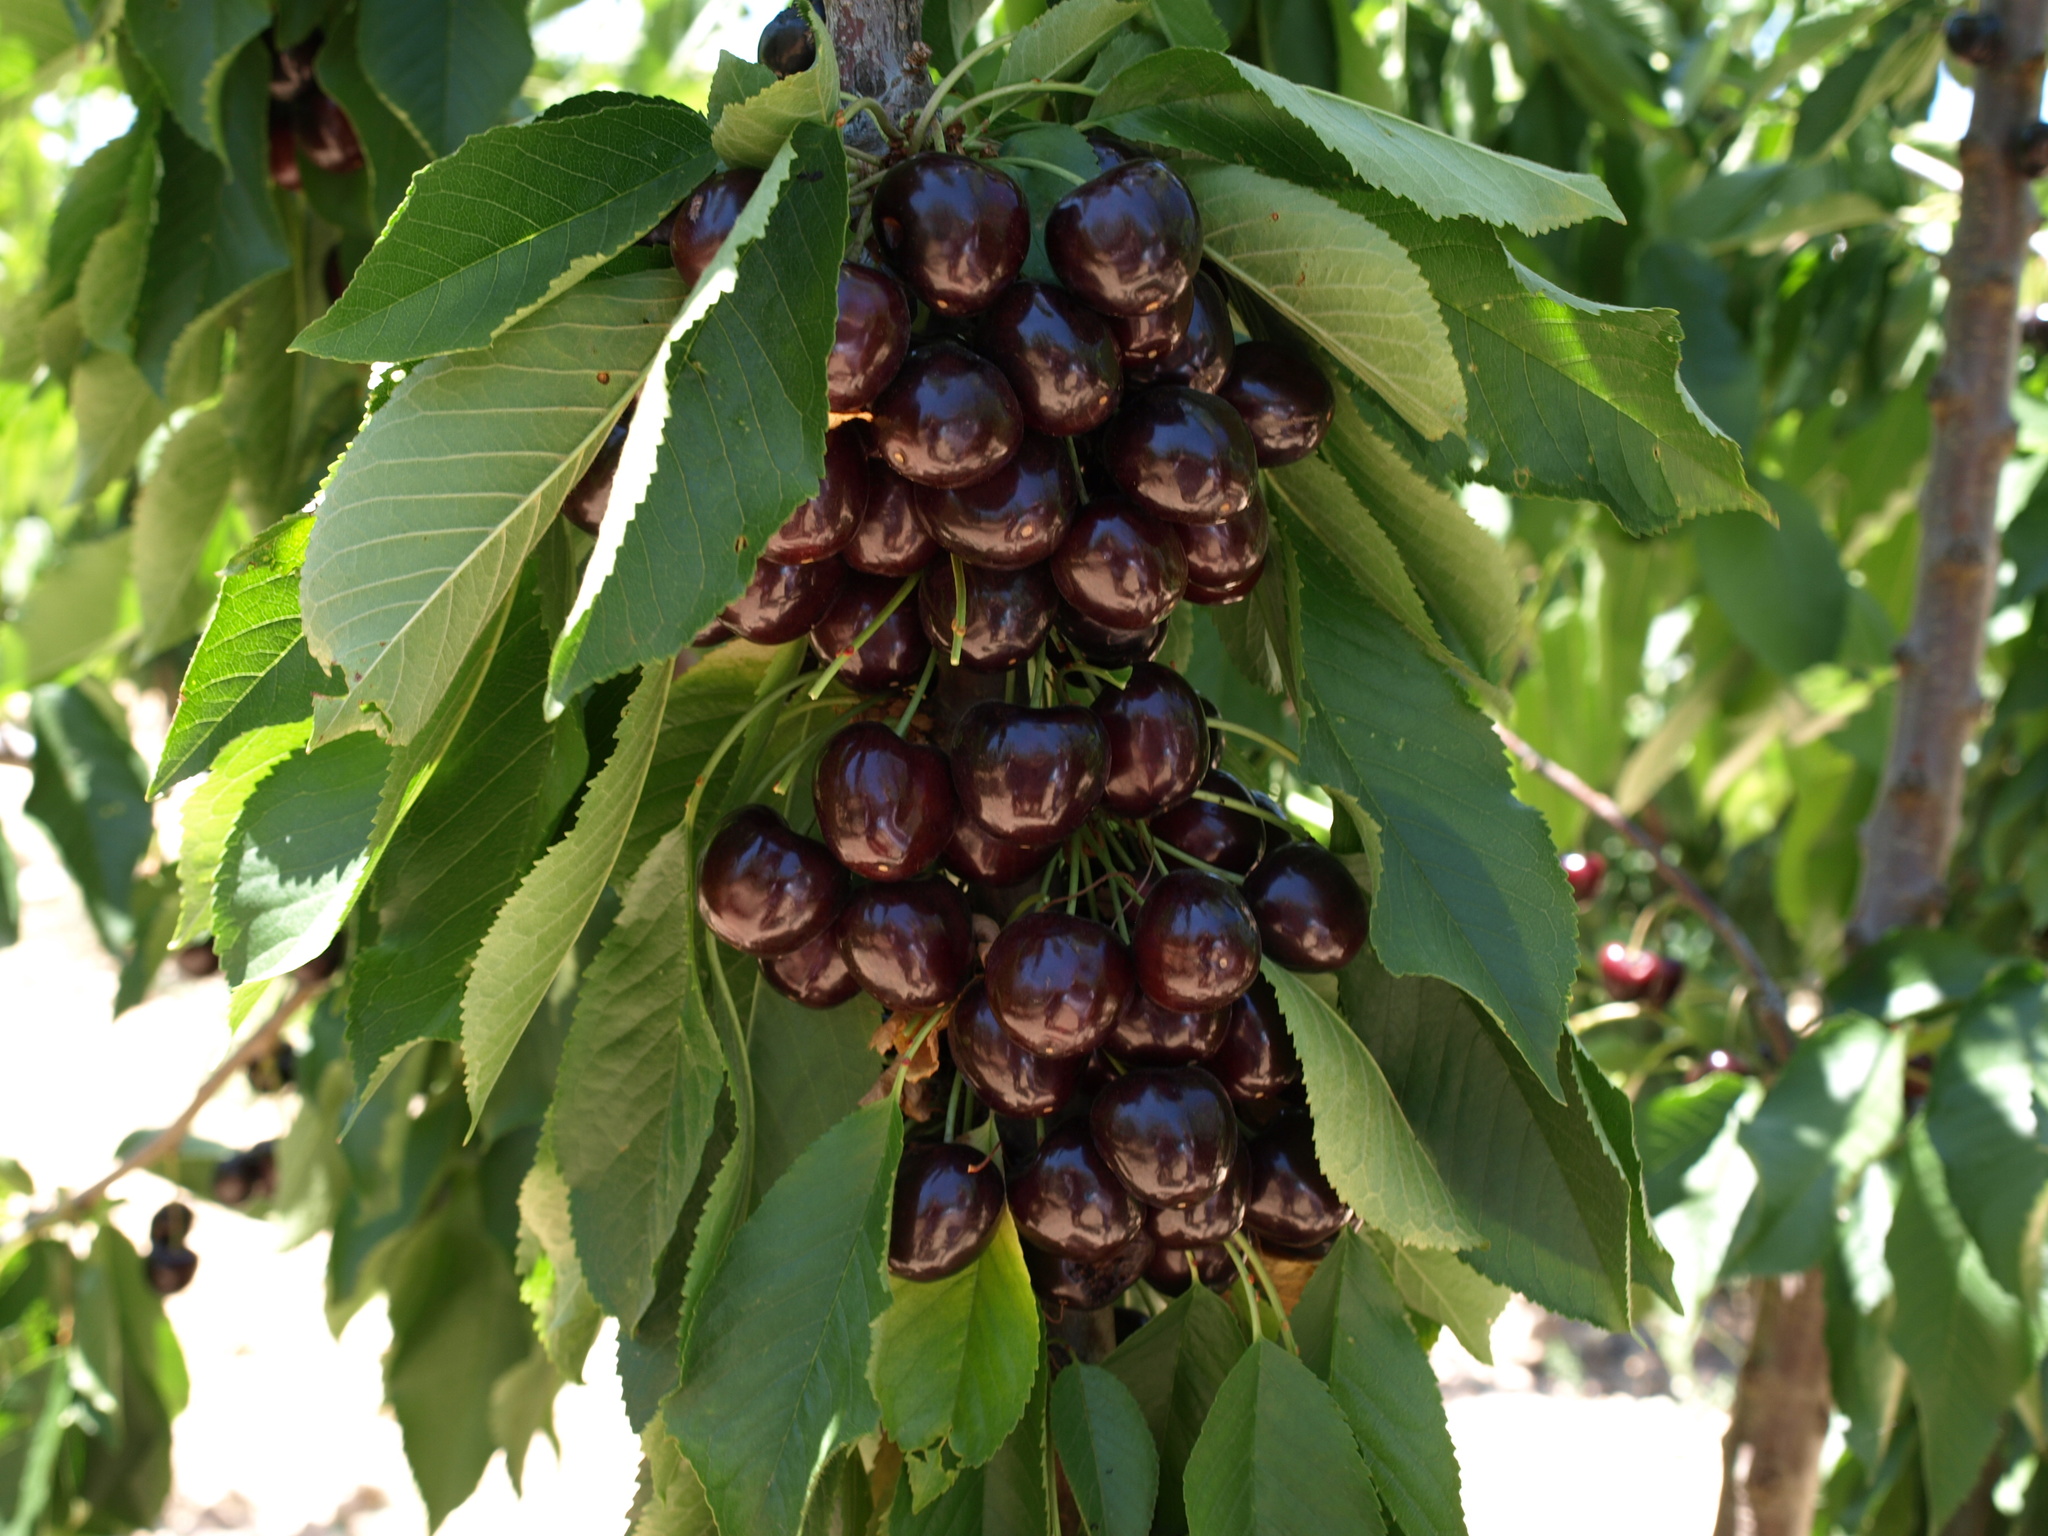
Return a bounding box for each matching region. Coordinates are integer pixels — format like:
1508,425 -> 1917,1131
683,672 -> 819,835
943,79 -> 1098,129
1209,718 -> 1301,764
943,1071 -> 967,1141
1234,1233 -> 1300,1354
838,94 -> 905,144
1152,833 -> 1246,884
1191,788 -> 1297,834
890,1011 -> 947,1104
895,651 -> 939,738
994,155 -> 1089,186
808,571 -> 921,698
1223,1239 -> 1264,1344
950,552 -> 969,667
911,34 -> 1018,149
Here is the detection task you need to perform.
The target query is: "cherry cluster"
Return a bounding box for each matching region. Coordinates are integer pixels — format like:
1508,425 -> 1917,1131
146,1202 -> 199,1296
1561,850 -> 1687,1008
263,31 -> 363,193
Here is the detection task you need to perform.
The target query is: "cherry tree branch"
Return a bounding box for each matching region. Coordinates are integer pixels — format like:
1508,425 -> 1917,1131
1495,722 -> 1795,1064
827,0 -> 930,141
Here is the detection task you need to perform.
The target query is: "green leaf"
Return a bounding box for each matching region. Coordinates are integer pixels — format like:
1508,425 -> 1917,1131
1693,480 -> 1849,677
1370,1238 -> 1507,1363
1183,1340 -> 1384,1536
76,207 -> 152,354
173,719 -> 309,946
1089,49 -> 1619,235
314,9 -> 431,229
748,976 -> 885,1201
154,516 -> 340,794
1260,962 -> 1476,1248
888,1353 -> 1053,1536
1341,950 -> 1635,1328
131,408 -> 233,656
1293,1231 -> 1466,1536
994,0 -> 1144,88
1726,1013 -> 1906,1277
1050,1363 -> 1158,1536
518,1132 -> 606,1382
631,1426 -> 720,1536
550,124 -> 845,701
43,114 -> 156,311
13,529 -> 137,682
1887,1121 -> 2032,1529
1573,1038 -> 1678,1310
462,663 -> 668,1120
296,97 -> 716,364
68,354 -> 166,501
1148,0 -> 1229,51
124,0 -> 268,159
1103,1286 -> 1246,1535
0,834 -> 18,948
1295,537 -> 1576,1093
357,0 -> 533,157
708,52 -> 777,121
1182,163 -> 1461,441
301,265 -> 683,745
710,12 -> 838,169
1638,1074 -> 1763,1317
871,1209 -> 1040,1468
24,683 -> 151,952
668,1101 -> 904,1536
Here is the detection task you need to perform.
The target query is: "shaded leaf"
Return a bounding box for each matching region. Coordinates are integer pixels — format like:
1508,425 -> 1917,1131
749,976 -> 885,1202
173,719 -> 309,946
1371,1238 -> 1508,1363
131,408 -> 232,656
1693,481 -> 1849,677
1103,1285 -> 1245,1534
313,10 -> 431,229
13,528 -> 137,682
68,353 -> 165,501
1050,1363 -> 1158,1536
24,683 -> 151,952
1637,1074 -> 1764,1317
124,0 -> 267,158
357,0 -> 532,157
994,0 -> 1144,88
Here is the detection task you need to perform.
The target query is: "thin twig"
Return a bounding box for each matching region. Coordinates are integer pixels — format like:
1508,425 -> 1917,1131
1495,721 -> 1795,1064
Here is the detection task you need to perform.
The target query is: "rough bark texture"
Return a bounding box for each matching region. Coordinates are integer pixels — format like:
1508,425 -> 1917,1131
1850,0 -> 2048,942
828,0 -> 932,130
1714,1272 -> 1832,1536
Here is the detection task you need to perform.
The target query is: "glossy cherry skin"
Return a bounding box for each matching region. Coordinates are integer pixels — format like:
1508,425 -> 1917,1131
1046,160 -> 1203,317
1561,850 -> 1607,904
828,264 -> 913,412
951,702 -> 1109,847
916,433 -> 1076,568
844,465 -> 941,576
986,913 -> 1133,1059
722,556 -> 843,643
1029,1234 -> 1153,1309
757,5 -> 817,75
765,425 -> 867,563
944,815 -> 1055,886
1138,272 -> 1234,392
1105,388 -> 1259,524
809,571 -> 932,691
1600,944 -> 1684,1007
1110,283 -> 1193,370
1091,1066 -> 1236,1208
697,805 -> 849,955
560,410 -> 632,535
761,925 -> 861,1008
873,154 -> 1031,317
1144,1241 -> 1232,1296
838,878 -> 973,1010
1150,770 -> 1265,876
1243,842 -> 1369,972
1083,129 -> 1138,171
1052,499 -> 1187,629
1056,603 -> 1166,667
147,1244 -> 199,1295
1147,1148 -> 1248,1245
890,1142 -> 1005,1280
977,282 -> 1122,437
948,980 -> 1083,1115
1209,975 -> 1301,1102
1176,496 -> 1270,590
1093,661 -> 1207,816
870,343 -> 1025,489
1106,987 -> 1226,1064
1133,871 -> 1262,1010
670,168 -> 762,289
1008,1122 -> 1143,1259
1244,1115 -> 1350,1246
814,722 -> 955,880
918,559 -> 1056,672
1185,572 -> 1263,606
1219,342 -> 1334,466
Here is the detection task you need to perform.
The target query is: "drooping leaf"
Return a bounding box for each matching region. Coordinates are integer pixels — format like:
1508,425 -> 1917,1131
357,0 -> 533,157
1103,1285 -> 1246,1535
123,0 -> 268,159
131,408 -> 233,656
296,97 -> 716,364
1693,480 -> 1850,677
1371,1237 -> 1508,1363
631,1425 -> 720,1536
518,1130 -> 606,1382
1574,1038 -> 1678,1310
1637,1073 -> 1764,1316
668,1101 -> 904,1536
43,114 -> 156,311
12,528 -> 137,683
710,9 -> 838,168
24,683 -> 152,952
993,0 -> 1144,88
301,265 -> 683,745
888,1353 -> 1053,1536
1050,1363 -> 1158,1536
748,978 -> 885,1202
68,353 -> 166,502
313,9 -> 431,229
173,719 -> 309,946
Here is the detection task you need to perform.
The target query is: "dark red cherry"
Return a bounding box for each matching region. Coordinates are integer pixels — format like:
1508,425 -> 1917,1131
1218,342 -> 1334,467
1110,283 -> 1192,370
951,702 -> 1108,847
560,408 -> 632,536
977,282 -> 1122,437
692,618 -> 735,648
757,5 -> 817,75
268,34 -> 320,100
765,425 -> 867,563
985,913 -> 1132,1059
294,91 -> 362,174
267,105 -> 302,190
949,980 -> 1083,1115
212,1142 -> 278,1206
151,1201 -> 194,1247
1093,661 -> 1207,816
1139,273 -> 1233,393
1056,603 -> 1167,667
1008,1122 -> 1142,1259
870,343 -> 1024,489
1106,988 -> 1226,1064
1147,1148 -> 1248,1246
944,815 -> 1056,886
814,722 -> 955,880
697,805 -> 849,955
761,925 -> 861,1008
1185,573 -> 1263,606
1144,1241 -> 1233,1295
844,465 -> 941,575
1244,1115 -> 1350,1246
1209,976 -> 1301,1102
889,1142 -> 1005,1280
1028,1234 -> 1154,1309
1150,770 -> 1264,876
1051,499 -> 1187,629
1132,871 -> 1261,1010
146,1244 -> 198,1295
873,154 -> 1030,316
1045,160 -> 1202,317
1176,496 -> 1269,590
1082,129 -> 1139,171
915,433 -> 1076,568
1243,842 -> 1369,972
838,879 -> 973,1010
918,560 -> 1056,672
829,263 -> 913,412
670,168 -> 762,289
809,571 -> 932,690
722,557 -> 844,643
1090,1066 -> 1236,1208
1104,388 -> 1258,524
1561,850 -> 1607,904
1600,944 -> 1684,1007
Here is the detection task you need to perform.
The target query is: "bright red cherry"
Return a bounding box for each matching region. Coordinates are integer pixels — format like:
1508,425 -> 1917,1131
1143,1241 -> 1232,1296
1176,495 -> 1269,591
985,913 -> 1132,1058
828,264 -> 912,413
1027,1235 -> 1154,1310
977,282 -> 1122,436
1104,388 -> 1259,524
758,5 -> 817,74
1208,976 -> 1301,1102
1106,987 -> 1226,1064
915,433 -> 1076,568
873,154 -> 1031,316
1138,272 -> 1234,392
1008,1122 -> 1142,1259
809,571 -> 931,690
1244,1115 -> 1350,1247
1146,1148 -> 1248,1246
696,805 -> 849,955
721,556 -> 844,643
1045,160 -> 1202,317
813,722 -> 955,880
844,464 -> 941,576
917,560 -> 1056,672
951,702 -> 1108,847
1600,944 -> 1685,1007
1132,871 -> 1262,1010
1090,1066 -> 1237,1208
889,1142 -> 1005,1281
1051,498 -> 1187,629
1150,770 -> 1265,876
1242,842 -> 1369,972
948,980 -> 1083,1115
870,343 -> 1024,489
839,879 -> 973,1010
670,168 -> 762,289
1217,341 -> 1333,466
1093,662 -> 1208,816
765,425 -> 867,563
761,925 -> 860,1009
1561,850 -> 1607,904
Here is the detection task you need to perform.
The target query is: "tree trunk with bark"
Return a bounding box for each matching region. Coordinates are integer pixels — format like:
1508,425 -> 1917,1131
1714,1271 -> 1832,1536
827,0 -> 931,136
